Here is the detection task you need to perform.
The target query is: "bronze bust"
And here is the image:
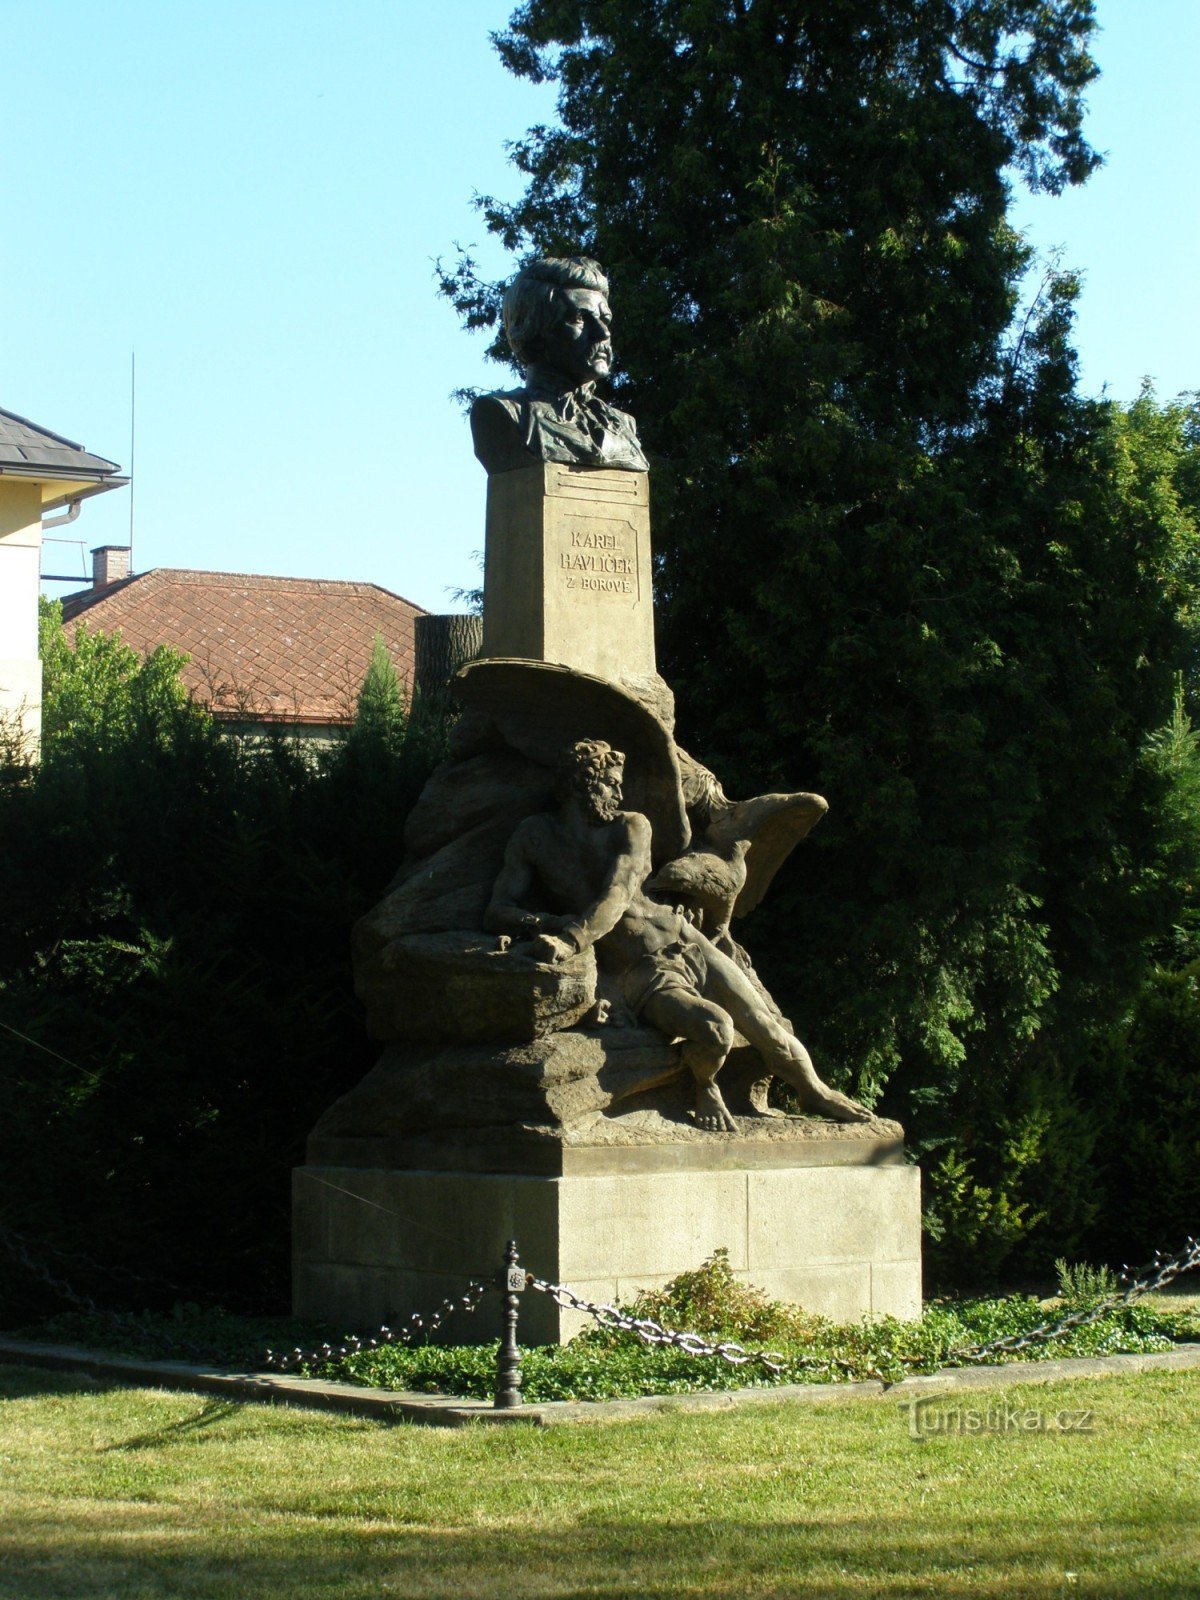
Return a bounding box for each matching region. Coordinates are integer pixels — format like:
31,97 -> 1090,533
470,256 -> 650,475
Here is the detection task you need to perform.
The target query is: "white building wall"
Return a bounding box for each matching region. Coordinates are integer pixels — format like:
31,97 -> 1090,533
0,480 -> 45,758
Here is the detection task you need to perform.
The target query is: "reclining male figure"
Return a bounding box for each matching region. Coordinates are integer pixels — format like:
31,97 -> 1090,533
484,740 -> 871,1133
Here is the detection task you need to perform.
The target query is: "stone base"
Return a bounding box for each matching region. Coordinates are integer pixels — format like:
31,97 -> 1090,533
293,1130 -> 922,1344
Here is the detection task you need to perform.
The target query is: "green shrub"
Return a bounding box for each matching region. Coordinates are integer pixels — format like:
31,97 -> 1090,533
0,610 -> 446,1319
577,1247 -> 823,1346
1089,961 -> 1200,1261
1054,1258 -> 1121,1309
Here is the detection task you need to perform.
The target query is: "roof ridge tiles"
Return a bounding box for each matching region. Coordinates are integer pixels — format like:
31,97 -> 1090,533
115,568 -> 427,610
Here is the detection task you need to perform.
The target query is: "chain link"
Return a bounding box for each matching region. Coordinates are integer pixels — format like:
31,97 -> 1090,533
528,1276 -> 794,1375
951,1234 -> 1200,1364
265,1278 -> 491,1373
0,1223 -> 100,1316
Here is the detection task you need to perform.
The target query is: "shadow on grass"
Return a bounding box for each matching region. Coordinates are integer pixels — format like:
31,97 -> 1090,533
0,1510 -> 1190,1600
0,1363 -> 116,1399
0,1365 -> 1193,1599
99,1399 -> 244,1452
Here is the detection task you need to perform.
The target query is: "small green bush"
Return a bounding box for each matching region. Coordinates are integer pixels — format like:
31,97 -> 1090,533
576,1247 -> 823,1346
1054,1257 -> 1121,1309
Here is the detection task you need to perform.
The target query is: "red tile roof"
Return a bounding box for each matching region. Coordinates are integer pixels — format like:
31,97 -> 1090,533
61,568 -> 425,725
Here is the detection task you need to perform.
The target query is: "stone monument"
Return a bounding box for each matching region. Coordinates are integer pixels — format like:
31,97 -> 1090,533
293,256 -> 922,1341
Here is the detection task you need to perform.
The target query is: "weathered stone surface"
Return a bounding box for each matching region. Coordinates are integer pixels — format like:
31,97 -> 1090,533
355,751 -> 556,957
549,1059 -> 904,1148
293,1149 -> 923,1340
353,931 -> 596,1046
313,1026 -> 684,1139
358,821 -> 519,949
482,462 -> 655,684
618,670 -> 676,730
402,749 -> 553,860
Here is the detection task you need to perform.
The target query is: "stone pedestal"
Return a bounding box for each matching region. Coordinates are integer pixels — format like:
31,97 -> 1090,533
482,463 -> 654,683
293,1128 -> 922,1344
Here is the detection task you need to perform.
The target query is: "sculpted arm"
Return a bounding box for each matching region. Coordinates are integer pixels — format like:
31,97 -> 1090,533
549,814 -> 653,958
483,820 -> 561,938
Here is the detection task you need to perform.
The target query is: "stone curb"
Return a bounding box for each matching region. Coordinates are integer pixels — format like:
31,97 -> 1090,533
1,1336 -> 1197,1429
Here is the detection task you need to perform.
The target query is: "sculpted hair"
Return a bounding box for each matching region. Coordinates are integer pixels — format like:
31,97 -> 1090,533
503,257 -> 610,369
556,738 -> 624,803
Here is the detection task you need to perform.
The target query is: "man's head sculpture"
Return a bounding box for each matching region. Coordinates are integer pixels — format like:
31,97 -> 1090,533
502,257 -> 613,384
471,254 -> 648,473
556,738 -> 625,824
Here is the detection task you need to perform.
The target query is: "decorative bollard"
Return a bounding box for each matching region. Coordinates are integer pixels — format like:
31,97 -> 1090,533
493,1238 -> 526,1409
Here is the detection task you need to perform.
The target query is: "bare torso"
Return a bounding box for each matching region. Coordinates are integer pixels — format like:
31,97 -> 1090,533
494,809 -> 685,971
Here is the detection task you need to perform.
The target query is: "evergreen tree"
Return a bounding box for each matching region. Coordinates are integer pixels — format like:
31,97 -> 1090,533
39,597 -> 195,752
351,633 -> 408,756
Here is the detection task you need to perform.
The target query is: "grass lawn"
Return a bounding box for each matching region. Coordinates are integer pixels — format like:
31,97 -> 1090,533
1,1363 -> 1197,1598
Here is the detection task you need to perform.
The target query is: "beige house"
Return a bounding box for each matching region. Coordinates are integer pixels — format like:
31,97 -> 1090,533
0,407 -> 125,755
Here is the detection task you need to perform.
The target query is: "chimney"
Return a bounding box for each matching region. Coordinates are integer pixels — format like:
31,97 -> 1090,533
91,545 -> 131,590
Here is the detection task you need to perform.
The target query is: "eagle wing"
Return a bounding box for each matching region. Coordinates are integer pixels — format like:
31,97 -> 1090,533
703,792 -> 828,919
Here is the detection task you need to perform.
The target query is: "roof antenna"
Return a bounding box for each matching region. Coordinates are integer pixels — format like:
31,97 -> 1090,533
128,350 -> 136,573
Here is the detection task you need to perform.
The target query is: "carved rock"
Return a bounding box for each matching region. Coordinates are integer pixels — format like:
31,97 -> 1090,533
354,750 -> 555,952
402,748 -> 553,859
312,1026 -> 685,1139
454,658 -> 689,865
352,930 -> 597,1046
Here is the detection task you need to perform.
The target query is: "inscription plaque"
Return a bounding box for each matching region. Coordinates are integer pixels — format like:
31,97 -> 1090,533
482,462 -> 655,684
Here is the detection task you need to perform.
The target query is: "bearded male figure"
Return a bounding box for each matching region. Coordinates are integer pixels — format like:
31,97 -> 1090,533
470,256 -> 650,476
484,740 -> 871,1133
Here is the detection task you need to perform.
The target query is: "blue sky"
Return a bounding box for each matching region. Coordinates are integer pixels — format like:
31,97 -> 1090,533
3,2 -> 1196,614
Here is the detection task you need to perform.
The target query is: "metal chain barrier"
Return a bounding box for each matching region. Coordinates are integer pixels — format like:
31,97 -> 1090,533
265,1277 -> 491,1373
0,1222 -> 211,1362
0,1223 -> 100,1317
8,1211 -> 1198,1409
528,1275 -> 791,1376
949,1233 -> 1200,1365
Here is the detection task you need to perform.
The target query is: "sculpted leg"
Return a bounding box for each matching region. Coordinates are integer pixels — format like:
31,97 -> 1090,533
641,988 -> 738,1133
688,933 -> 873,1124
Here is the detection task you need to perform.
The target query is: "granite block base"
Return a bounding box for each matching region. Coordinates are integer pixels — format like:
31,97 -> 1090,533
293,1131 -> 923,1345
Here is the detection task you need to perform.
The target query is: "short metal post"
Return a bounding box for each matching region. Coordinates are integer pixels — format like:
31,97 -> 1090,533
494,1238 -> 525,1409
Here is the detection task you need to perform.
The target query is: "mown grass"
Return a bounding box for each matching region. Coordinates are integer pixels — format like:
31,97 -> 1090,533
1,1363 -> 1197,1598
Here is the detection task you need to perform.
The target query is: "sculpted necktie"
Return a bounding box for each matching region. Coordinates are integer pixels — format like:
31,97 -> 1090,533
561,384 -> 609,454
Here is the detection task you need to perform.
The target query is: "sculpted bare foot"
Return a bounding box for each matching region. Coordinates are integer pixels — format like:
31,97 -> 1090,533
746,1076 -> 786,1118
692,1081 -> 738,1133
796,1079 -> 874,1124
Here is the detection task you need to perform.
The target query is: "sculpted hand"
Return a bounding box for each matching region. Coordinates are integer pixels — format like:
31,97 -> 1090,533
530,933 -> 576,965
